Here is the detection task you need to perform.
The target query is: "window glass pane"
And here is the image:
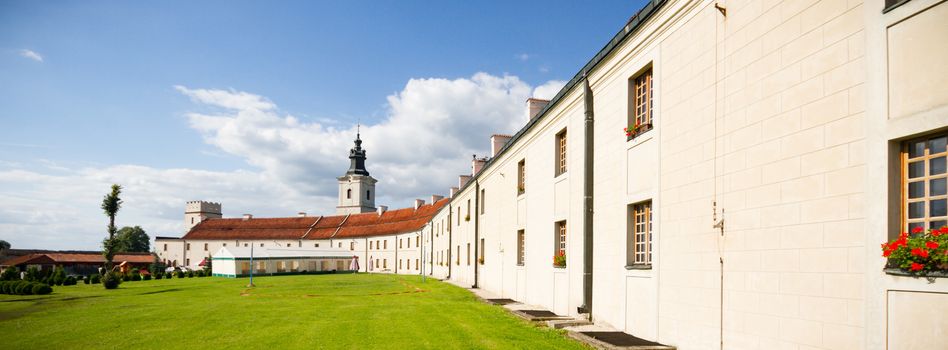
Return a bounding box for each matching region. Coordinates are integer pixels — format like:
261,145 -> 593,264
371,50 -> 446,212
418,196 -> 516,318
931,199 -> 947,217
908,141 -> 926,158
909,181 -> 925,199
909,222 -> 924,233
931,136 -> 947,154
908,161 -> 924,178
908,201 -> 925,219
930,157 -> 946,175
931,220 -> 947,230
931,178 -> 947,196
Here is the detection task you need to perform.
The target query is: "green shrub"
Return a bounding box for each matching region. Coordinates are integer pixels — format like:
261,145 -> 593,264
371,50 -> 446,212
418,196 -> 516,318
102,272 -> 121,289
0,281 -> 8,294
31,283 -> 52,295
90,274 -> 101,284
0,266 -> 17,281
165,272 -> 172,279
83,276 -> 90,284
25,266 -> 41,282
186,270 -> 193,278
14,281 -> 31,295
131,272 -> 141,282
142,274 -> 152,281
63,276 -> 77,286
154,273 -> 162,280
175,270 -> 184,279
196,270 -> 205,277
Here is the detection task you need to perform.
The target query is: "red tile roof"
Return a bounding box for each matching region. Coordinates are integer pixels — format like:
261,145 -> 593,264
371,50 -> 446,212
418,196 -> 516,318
1,252 -> 155,266
182,199 -> 449,241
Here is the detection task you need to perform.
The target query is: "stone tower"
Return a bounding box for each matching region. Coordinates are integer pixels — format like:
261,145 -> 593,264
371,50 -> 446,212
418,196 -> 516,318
184,201 -> 222,232
337,130 -> 377,214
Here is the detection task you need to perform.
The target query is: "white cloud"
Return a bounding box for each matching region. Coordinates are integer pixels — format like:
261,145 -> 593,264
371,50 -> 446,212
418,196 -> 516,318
532,80 -> 567,100
516,53 -> 530,61
19,49 -> 43,62
0,72 -> 565,250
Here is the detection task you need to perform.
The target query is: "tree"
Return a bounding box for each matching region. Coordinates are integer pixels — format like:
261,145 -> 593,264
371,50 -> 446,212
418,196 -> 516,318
101,184 -> 123,270
115,226 -> 150,252
0,240 -> 10,252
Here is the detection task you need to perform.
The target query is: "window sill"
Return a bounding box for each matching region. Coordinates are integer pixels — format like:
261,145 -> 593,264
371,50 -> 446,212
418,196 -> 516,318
552,265 -> 566,269
625,264 -> 652,270
626,123 -> 653,142
516,264 -> 525,267
884,267 -> 948,279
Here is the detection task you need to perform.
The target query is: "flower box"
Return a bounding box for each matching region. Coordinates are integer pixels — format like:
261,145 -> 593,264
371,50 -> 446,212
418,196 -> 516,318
881,227 -> 948,275
625,122 -> 653,140
552,251 -> 566,268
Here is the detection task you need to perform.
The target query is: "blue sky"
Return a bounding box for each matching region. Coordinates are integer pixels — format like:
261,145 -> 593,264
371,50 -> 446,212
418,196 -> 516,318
0,0 -> 647,250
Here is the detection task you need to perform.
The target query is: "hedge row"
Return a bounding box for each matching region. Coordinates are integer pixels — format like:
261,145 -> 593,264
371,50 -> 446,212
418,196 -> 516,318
0,281 -> 53,295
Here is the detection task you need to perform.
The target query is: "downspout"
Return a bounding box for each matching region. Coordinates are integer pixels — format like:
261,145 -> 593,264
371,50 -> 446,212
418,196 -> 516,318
429,217 -> 434,276
395,234 -> 399,274
364,237 -> 368,273
578,75 -> 595,319
473,180 -> 480,288
447,206 -> 453,279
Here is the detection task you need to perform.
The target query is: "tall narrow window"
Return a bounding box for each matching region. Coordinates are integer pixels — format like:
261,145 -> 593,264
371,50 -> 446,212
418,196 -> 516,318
415,236 -> 419,247
346,189 -> 352,199
457,206 -> 461,225
555,221 -> 567,254
556,129 -> 567,176
629,201 -> 653,266
399,239 -> 402,249
517,229 -> 526,266
629,68 -> 653,138
186,243 -> 190,251
456,246 -> 460,265
367,190 -> 371,200
466,199 -> 471,219
466,243 -> 471,266
479,238 -> 485,264
350,242 -> 355,251
163,244 -> 167,251
517,159 -> 526,195
204,243 -> 208,251
903,134 -> 948,233
384,240 -> 387,249
480,189 -> 486,214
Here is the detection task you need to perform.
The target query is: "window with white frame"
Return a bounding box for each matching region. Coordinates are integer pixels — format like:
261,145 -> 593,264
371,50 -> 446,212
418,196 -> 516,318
903,133 -> 948,233
628,201 -> 653,266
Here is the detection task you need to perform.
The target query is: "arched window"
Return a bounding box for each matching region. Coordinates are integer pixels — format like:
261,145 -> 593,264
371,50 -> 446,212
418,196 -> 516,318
366,190 -> 371,200
346,189 -> 351,199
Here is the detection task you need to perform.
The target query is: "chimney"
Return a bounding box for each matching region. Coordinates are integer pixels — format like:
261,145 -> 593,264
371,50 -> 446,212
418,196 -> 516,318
490,134 -> 512,157
449,187 -> 459,198
297,212 -> 306,217
472,157 -> 487,176
243,214 -> 253,220
414,199 -> 425,210
527,98 -> 550,120
430,194 -> 444,204
459,175 -> 472,188
377,205 -> 388,215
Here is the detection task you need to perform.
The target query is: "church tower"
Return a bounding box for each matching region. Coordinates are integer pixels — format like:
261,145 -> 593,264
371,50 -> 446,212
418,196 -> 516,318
337,130 -> 377,215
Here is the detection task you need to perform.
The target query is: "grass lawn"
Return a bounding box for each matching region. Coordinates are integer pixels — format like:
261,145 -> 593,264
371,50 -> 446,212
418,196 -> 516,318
0,273 -> 587,349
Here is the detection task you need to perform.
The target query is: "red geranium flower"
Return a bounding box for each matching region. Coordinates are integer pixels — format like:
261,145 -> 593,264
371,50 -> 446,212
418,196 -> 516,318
912,226 -> 925,234
883,249 -> 893,257
926,241 -> 939,249
911,262 -> 924,271
911,248 -> 930,258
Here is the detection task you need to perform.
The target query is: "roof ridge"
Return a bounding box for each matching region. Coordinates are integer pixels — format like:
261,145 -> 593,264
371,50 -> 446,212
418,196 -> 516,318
300,216 -> 323,239
330,213 -> 351,239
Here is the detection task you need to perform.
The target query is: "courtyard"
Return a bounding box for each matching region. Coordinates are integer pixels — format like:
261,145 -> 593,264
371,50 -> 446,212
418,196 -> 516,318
0,274 -> 586,349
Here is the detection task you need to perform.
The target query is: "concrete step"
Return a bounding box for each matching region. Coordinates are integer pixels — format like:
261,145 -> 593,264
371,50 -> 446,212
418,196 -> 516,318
547,318 -> 593,329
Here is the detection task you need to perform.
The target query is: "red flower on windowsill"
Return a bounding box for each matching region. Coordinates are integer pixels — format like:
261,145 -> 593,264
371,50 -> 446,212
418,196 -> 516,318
552,251 -> 566,267
911,262 -> 925,271
881,227 -> 948,275
927,241 -> 940,249
911,248 -> 930,258
913,226 -> 925,234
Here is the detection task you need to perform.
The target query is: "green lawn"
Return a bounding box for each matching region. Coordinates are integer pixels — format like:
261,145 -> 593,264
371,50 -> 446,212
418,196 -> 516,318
0,274 -> 586,349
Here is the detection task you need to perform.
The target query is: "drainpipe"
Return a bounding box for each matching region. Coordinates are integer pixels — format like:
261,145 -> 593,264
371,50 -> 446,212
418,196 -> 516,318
395,235 -> 399,275
473,180 -> 480,289
364,237 -> 368,273
447,206 -> 453,279
578,75 -> 595,319
429,217 -> 435,276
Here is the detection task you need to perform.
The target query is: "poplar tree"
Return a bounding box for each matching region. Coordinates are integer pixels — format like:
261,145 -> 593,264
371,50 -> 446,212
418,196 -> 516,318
101,184 -> 123,270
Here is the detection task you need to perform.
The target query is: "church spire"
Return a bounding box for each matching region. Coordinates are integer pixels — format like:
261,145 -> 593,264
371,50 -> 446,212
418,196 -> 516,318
346,127 -> 369,176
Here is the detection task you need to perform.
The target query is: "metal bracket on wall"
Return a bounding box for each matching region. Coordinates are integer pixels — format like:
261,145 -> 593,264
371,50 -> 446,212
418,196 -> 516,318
714,3 -> 727,17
